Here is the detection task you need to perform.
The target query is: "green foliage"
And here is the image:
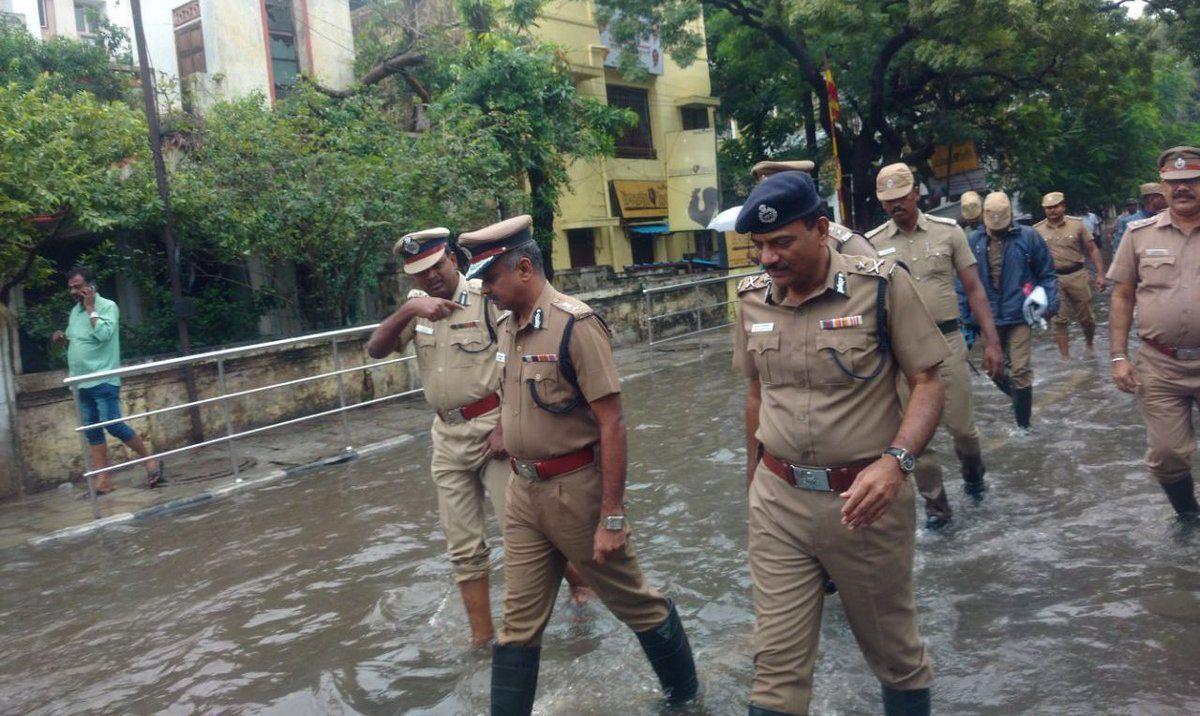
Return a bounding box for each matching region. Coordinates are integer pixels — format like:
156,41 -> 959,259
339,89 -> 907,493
0,18 -> 131,101
0,75 -> 152,298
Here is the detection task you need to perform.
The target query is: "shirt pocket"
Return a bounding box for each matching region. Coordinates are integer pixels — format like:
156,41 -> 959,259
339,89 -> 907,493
521,361 -> 577,411
912,247 -> 953,281
448,328 -> 490,366
812,329 -> 875,386
747,332 -> 781,384
413,328 -> 437,361
1138,255 -> 1176,289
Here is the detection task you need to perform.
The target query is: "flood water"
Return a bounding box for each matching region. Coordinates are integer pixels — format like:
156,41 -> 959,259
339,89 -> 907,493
2,323 -> 1199,714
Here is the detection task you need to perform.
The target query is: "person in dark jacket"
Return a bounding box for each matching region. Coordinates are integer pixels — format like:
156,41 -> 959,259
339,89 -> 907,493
963,192 -> 1059,429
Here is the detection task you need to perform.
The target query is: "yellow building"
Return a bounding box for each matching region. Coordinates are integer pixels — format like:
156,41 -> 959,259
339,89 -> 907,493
531,2 -> 721,272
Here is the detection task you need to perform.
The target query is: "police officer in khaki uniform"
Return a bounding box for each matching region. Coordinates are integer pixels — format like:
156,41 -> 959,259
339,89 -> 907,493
958,190 -> 983,232
1109,146 -> 1200,519
752,159 -> 877,257
1034,192 -> 1107,360
733,172 -> 948,716
866,164 -> 1004,529
367,228 -> 590,647
459,215 -> 699,713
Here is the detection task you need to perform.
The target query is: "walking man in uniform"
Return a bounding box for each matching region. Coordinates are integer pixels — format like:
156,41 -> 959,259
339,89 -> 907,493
461,215 -> 699,713
964,192 -> 1059,429
733,171 -> 948,715
1109,147 -> 1200,519
1034,192 -> 1106,360
1114,185 -> 1167,254
958,190 -> 983,233
367,228 -> 590,647
867,164 -> 1004,529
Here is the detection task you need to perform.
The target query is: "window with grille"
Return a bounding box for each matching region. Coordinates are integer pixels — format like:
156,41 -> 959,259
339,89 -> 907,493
607,85 -> 655,160
265,0 -> 300,97
680,106 -> 709,131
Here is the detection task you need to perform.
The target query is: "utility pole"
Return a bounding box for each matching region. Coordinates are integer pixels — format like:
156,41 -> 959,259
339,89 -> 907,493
129,0 -> 204,443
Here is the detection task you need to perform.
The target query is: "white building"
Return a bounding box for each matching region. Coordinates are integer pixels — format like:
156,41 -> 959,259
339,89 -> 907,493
5,0 -> 356,107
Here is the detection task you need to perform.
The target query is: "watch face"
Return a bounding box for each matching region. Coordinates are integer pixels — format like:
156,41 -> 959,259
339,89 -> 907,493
901,454 -> 916,472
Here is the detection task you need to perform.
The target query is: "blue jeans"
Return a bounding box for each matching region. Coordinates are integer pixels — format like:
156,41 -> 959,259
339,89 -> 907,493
78,383 -> 136,446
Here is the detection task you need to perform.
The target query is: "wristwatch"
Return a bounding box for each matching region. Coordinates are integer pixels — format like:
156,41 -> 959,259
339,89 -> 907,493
603,514 -> 626,531
883,446 -> 916,474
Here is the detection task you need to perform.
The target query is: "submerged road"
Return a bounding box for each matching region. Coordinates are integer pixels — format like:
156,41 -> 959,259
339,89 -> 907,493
1,326 -> 1198,714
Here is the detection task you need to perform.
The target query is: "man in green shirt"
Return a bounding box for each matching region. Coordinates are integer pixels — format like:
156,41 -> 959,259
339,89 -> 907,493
52,268 -> 162,494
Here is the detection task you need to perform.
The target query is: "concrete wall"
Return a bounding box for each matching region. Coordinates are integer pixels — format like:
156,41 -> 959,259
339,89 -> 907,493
10,270 -> 736,494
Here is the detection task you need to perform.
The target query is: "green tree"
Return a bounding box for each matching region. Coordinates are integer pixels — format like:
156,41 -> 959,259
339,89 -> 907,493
601,0 -> 1141,227
0,18 -> 131,101
0,77 -> 152,305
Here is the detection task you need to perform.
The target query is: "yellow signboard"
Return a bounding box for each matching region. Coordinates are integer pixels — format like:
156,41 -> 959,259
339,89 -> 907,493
930,141 -> 981,178
723,231 -> 757,269
612,180 -> 668,219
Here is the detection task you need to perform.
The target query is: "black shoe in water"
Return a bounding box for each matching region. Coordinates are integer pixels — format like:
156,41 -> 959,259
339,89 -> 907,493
635,601 -> 699,705
491,643 -> 540,716
1162,476 -> 1200,518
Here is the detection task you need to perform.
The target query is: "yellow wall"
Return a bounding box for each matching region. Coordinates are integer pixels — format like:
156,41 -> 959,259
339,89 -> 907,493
535,1 -> 720,272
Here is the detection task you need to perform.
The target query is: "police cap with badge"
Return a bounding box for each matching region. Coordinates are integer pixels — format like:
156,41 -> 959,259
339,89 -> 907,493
394,227 -> 452,275
734,171 -> 824,235
459,214 -> 536,280
1159,146 -> 1200,181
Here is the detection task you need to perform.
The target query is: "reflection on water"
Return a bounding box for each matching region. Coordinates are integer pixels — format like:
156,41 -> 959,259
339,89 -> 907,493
1,323 -> 1198,714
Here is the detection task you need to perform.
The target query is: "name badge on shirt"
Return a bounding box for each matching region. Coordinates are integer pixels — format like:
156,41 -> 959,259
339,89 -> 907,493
415,324 -> 434,335
1145,248 -> 1169,256
819,315 -> 863,330
877,246 -> 897,256
750,322 -> 775,333
496,352 -> 506,364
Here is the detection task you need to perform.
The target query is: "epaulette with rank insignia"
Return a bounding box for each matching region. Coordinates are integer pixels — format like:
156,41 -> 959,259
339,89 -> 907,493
828,222 -> 852,244
864,223 -> 888,240
466,278 -> 484,293
1127,215 -> 1159,232
848,256 -> 898,277
551,296 -> 594,319
1066,215 -> 1082,221
736,273 -> 770,294
926,214 -> 958,226
1033,219 -> 1048,229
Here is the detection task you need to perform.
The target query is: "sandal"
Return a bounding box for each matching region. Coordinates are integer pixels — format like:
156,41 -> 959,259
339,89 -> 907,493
146,461 -> 166,489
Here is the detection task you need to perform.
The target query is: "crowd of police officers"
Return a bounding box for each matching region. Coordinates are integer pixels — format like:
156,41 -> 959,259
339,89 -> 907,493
367,145 -> 1200,715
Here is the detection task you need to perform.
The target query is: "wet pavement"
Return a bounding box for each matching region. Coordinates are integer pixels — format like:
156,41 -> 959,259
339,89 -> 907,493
1,320 -> 1199,714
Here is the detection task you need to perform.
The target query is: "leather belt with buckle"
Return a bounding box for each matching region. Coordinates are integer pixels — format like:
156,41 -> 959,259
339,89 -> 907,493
936,319 -> 960,335
510,444 -> 596,481
438,392 -> 500,425
762,451 -> 873,493
1145,338 -> 1200,361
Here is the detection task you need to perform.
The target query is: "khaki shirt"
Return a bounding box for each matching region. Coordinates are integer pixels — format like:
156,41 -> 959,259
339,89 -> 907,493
397,273 -> 502,413
987,233 -> 1006,291
1107,211 -> 1200,348
866,212 -> 975,323
1034,216 -> 1093,270
829,221 -> 877,257
497,283 -> 621,461
733,248 -> 949,467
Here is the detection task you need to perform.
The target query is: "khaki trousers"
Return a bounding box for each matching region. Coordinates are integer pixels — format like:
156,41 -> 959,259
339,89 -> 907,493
1135,347 -> 1200,485
899,331 -> 982,519
497,463 -> 670,646
430,411 -> 509,583
1052,270 -> 1095,341
748,462 -> 932,714
998,324 -> 1033,389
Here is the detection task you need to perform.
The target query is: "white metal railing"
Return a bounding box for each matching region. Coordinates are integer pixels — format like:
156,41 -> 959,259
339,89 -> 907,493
642,270 -> 761,347
65,323 -> 421,518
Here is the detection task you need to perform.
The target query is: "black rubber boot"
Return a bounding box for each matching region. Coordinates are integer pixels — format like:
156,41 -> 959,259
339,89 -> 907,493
959,452 -> 988,497
882,685 -> 931,716
635,601 -> 700,704
491,643 -> 541,716
749,705 -> 793,715
991,376 -> 1013,397
1162,476 -> 1200,518
1012,387 -> 1032,429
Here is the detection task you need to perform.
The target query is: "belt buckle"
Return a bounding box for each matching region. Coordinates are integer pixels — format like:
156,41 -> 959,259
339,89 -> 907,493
790,466 -> 831,492
441,408 -> 466,425
513,460 -> 540,481
1177,347 -> 1200,360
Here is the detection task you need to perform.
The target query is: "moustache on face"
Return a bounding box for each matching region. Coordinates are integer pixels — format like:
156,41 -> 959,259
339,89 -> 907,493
763,261 -> 790,272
